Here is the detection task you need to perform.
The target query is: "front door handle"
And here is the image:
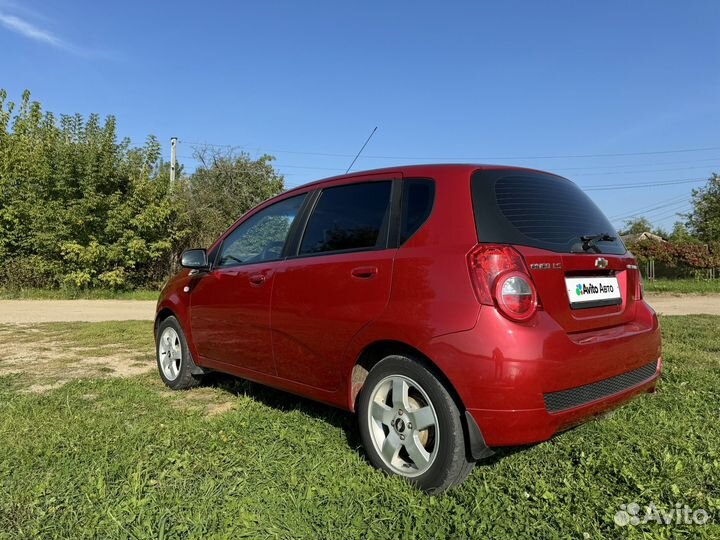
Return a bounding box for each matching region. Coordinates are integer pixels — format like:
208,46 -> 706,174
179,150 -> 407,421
249,274 -> 266,286
351,266 -> 378,279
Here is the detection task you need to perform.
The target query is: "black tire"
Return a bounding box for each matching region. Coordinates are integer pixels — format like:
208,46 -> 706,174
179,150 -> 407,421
155,316 -> 202,390
357,355 -> 474,494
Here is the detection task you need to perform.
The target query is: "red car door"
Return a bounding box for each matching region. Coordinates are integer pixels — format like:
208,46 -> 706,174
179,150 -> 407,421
189,193 -> 307,374
271,178 -> 397,390
189,262 -> 277,373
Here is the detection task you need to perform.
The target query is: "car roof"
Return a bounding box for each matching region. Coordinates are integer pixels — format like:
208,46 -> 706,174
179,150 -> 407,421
282,163 -> 559,195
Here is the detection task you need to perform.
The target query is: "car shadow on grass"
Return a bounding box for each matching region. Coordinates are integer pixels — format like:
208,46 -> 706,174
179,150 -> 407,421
200,372 -> 364,450
199,371 -> 530,472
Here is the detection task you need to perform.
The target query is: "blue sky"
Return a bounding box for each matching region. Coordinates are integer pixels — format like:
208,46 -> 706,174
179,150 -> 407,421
1,0 -> 718,232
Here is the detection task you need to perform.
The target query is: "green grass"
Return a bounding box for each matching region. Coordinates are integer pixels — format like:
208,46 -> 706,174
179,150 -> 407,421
0,317 -> 719,539
35,320 -> 154,350
644,278 -> 720,295
0,288 -> 159,300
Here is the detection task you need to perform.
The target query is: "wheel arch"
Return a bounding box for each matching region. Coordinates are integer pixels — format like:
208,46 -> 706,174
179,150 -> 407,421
349,340 -> 464,413
154,307 -> 176,338
348,339 -> 494,461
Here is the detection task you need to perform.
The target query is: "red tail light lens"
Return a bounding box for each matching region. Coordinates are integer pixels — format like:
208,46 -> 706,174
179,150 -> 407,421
466,244 -> 538,321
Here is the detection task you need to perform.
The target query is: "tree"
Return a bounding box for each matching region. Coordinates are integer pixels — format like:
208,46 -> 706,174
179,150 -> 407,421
668,222 -> 697,243
620,217 -> 654,236
0,93 -> 155,287
175,147 -> 285,251
620,217 -> 670,239
0,89 -> 287,290
686,173 -> 720,243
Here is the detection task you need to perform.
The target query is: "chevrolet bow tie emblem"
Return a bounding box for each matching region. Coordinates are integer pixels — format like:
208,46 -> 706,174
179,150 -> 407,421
595,257 -> 608,269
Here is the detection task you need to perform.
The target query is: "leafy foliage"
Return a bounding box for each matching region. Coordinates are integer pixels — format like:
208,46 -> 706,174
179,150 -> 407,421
626,240 -> 720,269
620,174 -> 720,274
0,90 -> 284,289
174,146 -> 284,253
687,173 -> 720,243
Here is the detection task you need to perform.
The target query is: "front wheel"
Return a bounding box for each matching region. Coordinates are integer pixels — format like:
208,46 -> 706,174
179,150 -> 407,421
357,355 -> 474,493
156,316 -> 201,390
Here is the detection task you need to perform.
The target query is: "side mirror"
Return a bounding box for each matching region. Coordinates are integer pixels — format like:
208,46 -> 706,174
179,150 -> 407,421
181,249 -> 209,270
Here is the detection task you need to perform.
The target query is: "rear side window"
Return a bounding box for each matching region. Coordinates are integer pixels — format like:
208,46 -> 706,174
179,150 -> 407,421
400,179 -> 435,244
300,181 -> 392,255
471,170 -> 626,255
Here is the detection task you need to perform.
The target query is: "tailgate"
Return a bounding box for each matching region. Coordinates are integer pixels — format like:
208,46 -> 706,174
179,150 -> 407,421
515,245 -> 641,333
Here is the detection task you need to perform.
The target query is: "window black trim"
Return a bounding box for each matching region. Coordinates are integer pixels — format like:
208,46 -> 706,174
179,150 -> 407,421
398,178 -> 435,246
387,179 -> 403,248
282,190 -> 319,258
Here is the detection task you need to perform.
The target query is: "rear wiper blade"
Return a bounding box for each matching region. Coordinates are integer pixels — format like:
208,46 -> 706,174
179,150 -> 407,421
580,233 -> 617,252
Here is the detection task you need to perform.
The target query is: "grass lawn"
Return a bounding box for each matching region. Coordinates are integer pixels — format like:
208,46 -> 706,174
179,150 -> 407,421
0,288 -> 159,301
643,278 -> 720,295
0,316 -> 718,539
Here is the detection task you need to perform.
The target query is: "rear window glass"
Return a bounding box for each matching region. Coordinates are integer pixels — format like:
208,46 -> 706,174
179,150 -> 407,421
400,179 -> 435,244
300,181 -> 391,255
471,170 -> 626,255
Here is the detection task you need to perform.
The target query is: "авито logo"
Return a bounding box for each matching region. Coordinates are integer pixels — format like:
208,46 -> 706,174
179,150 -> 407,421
575,282 -> 614,296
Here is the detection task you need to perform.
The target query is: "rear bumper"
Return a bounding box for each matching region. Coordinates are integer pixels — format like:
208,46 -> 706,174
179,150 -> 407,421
468,359 -> 660,446
425,300 -> 662,447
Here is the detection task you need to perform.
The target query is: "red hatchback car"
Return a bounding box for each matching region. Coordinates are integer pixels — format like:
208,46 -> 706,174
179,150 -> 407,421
155,164 -> 661,493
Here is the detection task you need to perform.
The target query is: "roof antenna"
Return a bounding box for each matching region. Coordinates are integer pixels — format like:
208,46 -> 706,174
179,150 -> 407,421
346,126 -> 378,173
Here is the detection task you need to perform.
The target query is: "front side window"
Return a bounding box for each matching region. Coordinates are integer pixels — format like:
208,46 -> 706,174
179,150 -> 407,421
216,194 -> 306,267
299,181 -> 392,255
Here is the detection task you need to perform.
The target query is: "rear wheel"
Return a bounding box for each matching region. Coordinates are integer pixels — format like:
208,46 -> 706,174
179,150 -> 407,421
156,316 -> 201,390
357,355 -> 474,493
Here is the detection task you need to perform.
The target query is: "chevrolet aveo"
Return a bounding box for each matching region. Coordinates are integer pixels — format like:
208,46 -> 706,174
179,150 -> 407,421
156,164 -> 661,493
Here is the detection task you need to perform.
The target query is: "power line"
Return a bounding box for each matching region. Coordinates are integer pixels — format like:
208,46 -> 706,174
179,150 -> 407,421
179,141 -> 720,162
570,165 -> 716,177
649,205 -> 693,223
177,154 -> 342,172
612,200 -> 690,222
609,194 -> 690,220
612,203 -> 694,227
582,177 -> 705,191
552,156 -> 720,172
178,154 -> 715,177
180,151 -> 719,174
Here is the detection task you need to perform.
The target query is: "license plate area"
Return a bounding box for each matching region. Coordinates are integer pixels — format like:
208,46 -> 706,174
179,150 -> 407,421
565,276 -> 622,310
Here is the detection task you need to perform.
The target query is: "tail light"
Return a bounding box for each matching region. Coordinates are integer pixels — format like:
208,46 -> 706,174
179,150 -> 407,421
467,244 -> 539,321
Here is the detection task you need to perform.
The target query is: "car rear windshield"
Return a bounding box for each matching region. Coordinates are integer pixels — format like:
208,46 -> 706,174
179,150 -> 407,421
470,170 -> 626,255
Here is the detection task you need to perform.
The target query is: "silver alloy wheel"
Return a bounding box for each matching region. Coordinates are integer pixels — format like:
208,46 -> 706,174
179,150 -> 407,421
367,374 -> 439,477
158,327 -> 182,381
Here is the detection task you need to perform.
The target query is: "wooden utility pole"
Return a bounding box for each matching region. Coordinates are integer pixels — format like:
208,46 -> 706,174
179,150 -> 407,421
170,137 -> 177,182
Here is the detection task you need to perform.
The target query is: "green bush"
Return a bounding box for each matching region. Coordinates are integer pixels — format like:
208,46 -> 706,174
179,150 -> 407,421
0,90 -> 285,290
0,256 -> 62,289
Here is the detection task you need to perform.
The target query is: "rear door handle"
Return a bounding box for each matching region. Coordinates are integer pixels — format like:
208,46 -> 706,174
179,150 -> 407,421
249,274 -> 266,286
351,266 -> 378,279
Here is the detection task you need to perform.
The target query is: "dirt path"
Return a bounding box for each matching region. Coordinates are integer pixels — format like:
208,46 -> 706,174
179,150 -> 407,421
643,294 -> 720,316
0,300 -> 156,323
0,295 -> 717,323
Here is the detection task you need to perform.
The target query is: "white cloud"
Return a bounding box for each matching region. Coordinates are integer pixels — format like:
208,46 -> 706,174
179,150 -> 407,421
0,10 -> 68,49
